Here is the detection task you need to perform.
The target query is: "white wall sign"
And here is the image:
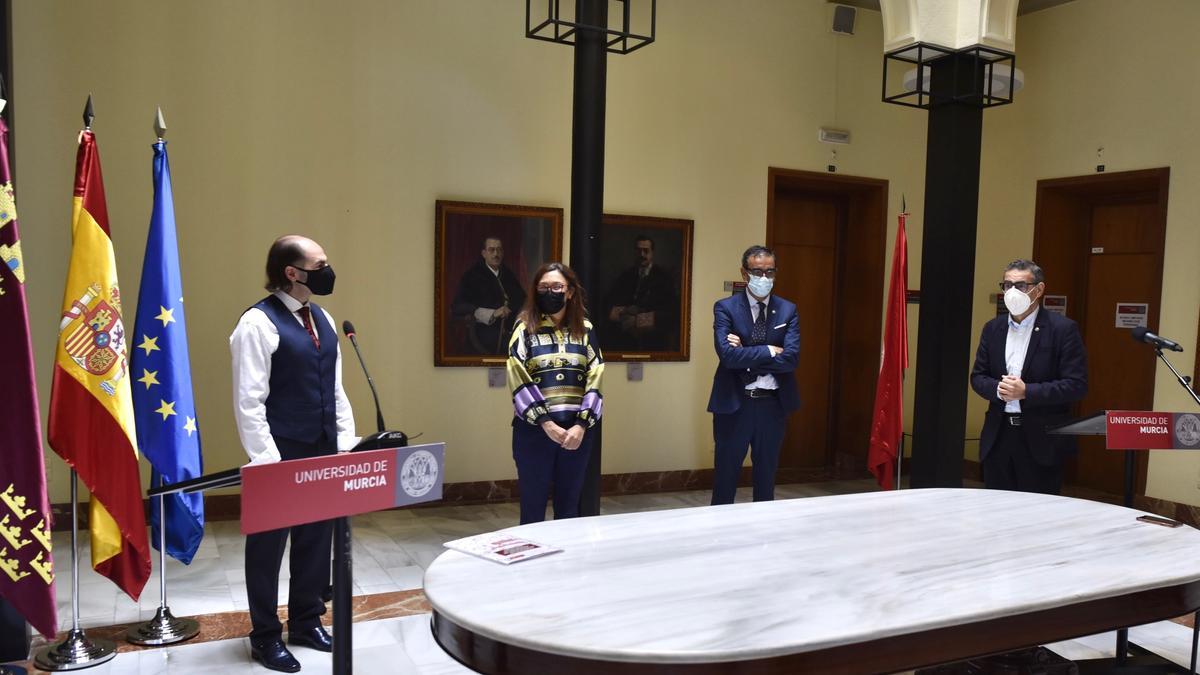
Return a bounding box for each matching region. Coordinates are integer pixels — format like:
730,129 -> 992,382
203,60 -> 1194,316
1042,295 -> 1068,316
1115,302 -> 1149,328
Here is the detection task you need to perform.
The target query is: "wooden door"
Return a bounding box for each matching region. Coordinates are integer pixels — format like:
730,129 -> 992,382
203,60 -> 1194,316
766,169 -> 887,477
1068,201 -> 1164,493
772,190 -> 843,469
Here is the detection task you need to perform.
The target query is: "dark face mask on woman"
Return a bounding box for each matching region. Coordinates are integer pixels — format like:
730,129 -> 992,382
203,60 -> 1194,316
536,290 -> 567,314
296,265 -> 336,296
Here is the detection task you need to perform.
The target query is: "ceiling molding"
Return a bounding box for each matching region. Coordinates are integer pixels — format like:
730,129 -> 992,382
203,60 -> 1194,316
827,0 -> 1077,16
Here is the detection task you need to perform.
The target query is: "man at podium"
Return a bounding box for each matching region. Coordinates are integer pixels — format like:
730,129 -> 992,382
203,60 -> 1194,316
229,235 -> 359,672
970,259 -> 1088,495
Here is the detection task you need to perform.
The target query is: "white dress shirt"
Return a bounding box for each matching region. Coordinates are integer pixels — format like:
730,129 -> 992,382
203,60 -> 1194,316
473,265 -> 504,325
744,290 -> 779,391
229,290 -> 358,464
1000,306 -> 1039,413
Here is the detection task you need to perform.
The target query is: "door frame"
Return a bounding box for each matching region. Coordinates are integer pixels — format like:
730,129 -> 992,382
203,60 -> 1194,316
1032,167 -> 1170,498
766,167 -> 890,478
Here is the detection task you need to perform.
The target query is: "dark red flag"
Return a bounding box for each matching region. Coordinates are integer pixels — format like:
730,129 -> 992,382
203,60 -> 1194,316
0,115 -> 59,638
867,212 -> 909,490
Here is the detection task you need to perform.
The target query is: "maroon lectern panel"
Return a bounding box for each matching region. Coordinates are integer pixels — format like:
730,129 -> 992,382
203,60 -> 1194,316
240,443 -> 444,534
1106,411 -> 1200,450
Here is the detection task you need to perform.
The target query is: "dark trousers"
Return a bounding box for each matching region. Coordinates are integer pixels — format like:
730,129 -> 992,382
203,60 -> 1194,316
711,396 -> 786,505
513,421 -> 593,525
246,435 -> 335,645
982,421 -> 1063,495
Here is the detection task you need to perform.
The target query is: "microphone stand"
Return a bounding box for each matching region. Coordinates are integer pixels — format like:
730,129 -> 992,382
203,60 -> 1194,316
1157,347 -> 1200,675
346,333 -> 386,433
1155,348 -> 1200,408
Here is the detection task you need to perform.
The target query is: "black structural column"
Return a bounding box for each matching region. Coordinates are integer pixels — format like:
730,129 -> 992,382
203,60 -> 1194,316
572,0 -> 607,517
909,53 -> 985,488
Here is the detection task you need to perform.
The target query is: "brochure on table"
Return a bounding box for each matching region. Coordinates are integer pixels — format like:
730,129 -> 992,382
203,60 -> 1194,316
444,532 -> 562,565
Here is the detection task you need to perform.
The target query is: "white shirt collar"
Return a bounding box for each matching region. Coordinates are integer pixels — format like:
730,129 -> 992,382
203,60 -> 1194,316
744,289 -> 771,309
1008,305 -> 1039,330
273,289 -> 307,313
487,264 -> 501,277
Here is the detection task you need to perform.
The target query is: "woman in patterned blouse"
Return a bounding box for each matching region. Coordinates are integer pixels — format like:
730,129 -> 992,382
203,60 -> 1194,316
507,262 -> 604,524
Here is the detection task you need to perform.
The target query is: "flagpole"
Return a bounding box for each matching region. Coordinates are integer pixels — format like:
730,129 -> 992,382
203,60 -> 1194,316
125,491 -> 199,645
33,469 -> 116,670
126,110 -> 199,647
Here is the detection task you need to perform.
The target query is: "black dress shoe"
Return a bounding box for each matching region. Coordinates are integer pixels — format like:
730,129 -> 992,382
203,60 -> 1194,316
288,625 -> 333,653
251,639 -> 301,673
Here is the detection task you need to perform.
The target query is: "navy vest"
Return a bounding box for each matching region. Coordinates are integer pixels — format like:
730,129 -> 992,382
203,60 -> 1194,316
251,295 -> 338,445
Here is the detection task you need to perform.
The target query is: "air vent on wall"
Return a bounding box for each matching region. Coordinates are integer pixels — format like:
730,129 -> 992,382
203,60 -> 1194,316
819,128 -> 851,145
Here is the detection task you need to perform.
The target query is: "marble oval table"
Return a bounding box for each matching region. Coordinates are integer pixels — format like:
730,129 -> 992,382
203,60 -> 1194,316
423,488 -> 1200,674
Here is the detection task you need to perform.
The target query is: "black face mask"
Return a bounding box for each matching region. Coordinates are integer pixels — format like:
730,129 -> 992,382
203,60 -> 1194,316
296,265 -> 336,296
536,290 -> 567,315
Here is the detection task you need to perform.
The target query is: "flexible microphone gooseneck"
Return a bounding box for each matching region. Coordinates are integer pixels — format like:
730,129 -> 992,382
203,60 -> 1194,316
342,320 -> 387,433
1131,326 -> 1184,353
1131,326 -> 1200,407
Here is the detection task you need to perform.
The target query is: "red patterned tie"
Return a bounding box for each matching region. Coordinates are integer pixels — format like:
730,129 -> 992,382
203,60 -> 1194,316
298,306 -> 320,350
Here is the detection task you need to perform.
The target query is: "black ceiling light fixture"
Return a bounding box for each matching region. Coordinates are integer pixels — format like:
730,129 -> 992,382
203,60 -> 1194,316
882,43 -> 1018,109
526,0 -> 656,54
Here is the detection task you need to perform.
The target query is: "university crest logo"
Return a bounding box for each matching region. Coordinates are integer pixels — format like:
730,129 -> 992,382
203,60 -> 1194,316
400,450 -> 439,499
1175,414 -> 1200,448
58,283 -> 129,396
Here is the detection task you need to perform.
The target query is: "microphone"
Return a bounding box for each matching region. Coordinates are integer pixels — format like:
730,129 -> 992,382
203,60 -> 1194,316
342,320 -> 387,434
1132,326 -> 1184,352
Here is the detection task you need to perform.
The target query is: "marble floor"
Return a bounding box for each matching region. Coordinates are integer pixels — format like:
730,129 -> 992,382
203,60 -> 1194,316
8,481 -> 1200,673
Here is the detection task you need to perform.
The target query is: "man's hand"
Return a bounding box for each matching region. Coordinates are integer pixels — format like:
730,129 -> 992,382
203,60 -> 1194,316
609,306 -> 625,322
541,420 -> 568,445
726,333 -> 742,348
998,375 -> 1027,401
561,425 -> 585,451
768,345 -> 783,356
494,305 -> 512,319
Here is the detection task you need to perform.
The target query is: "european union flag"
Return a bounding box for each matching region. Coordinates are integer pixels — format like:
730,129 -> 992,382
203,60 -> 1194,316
131,139 -> 204,564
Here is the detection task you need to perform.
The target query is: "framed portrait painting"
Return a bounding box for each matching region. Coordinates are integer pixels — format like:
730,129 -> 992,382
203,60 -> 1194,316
595,213 -> 693,362
435,200 -> 563,367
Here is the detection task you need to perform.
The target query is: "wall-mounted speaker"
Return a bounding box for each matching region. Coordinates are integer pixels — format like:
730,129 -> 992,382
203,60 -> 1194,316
832,5 -> 856,35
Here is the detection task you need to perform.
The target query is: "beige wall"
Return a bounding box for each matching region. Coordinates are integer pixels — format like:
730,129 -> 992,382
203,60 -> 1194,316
13,1 -> 927,503
972,0 -> 1200,503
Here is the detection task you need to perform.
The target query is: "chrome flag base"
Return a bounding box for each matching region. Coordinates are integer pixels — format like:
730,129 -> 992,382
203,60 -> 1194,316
32,629 -> 116,671
125,606 -> 199,646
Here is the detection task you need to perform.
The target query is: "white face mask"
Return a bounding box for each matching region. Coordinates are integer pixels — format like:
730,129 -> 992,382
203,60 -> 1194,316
1003,286 -> 1034,316
747,275 -> 774,298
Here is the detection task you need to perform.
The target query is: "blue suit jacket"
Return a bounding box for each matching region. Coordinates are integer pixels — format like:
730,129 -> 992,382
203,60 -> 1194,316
707,293 -> 801,415
970,308 -> 1088,465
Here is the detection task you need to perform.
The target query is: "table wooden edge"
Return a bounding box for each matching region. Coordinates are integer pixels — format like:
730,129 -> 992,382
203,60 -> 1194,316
430,580 -> 1200,674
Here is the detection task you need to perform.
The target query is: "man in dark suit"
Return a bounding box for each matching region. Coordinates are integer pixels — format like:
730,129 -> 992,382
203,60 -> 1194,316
970,259 -> 1088,495
602,234 -> 678,351
707,245 -> 801,505
451,236 -> 526,355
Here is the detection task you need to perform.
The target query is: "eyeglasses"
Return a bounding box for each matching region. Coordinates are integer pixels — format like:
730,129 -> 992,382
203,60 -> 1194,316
744,268 -> 777,279
999,280 -> 1038,292
537,283 -> 568,293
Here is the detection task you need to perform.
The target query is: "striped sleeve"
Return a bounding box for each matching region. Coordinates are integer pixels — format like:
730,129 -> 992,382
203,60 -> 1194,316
576,320 -> 604,428
507,322 -> 550,425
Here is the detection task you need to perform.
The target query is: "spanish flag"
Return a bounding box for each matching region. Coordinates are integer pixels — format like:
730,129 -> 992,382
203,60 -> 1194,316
48,126 -> 150,600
